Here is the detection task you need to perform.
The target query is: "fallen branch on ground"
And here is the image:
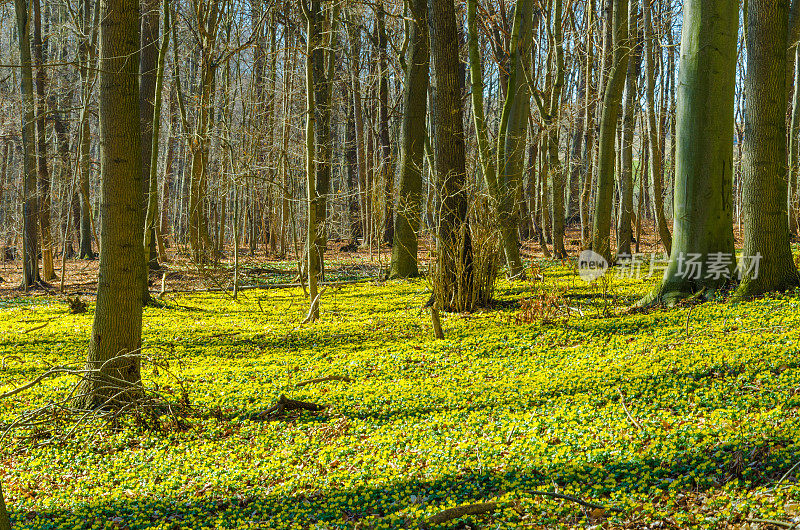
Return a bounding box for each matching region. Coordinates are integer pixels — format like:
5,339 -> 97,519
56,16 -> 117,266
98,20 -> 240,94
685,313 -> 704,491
744,518 -> 797,529
617,388 -> 643,432
253,394 -> 326,420
421,490 -> 618,527
425,502 -> 498,525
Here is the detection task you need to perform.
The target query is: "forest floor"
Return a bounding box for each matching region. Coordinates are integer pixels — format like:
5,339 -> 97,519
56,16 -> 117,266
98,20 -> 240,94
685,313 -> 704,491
0,227 -> 794,530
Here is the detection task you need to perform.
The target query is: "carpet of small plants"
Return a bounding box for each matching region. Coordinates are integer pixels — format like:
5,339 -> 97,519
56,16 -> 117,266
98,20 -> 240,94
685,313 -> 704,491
2,259 -> 800,529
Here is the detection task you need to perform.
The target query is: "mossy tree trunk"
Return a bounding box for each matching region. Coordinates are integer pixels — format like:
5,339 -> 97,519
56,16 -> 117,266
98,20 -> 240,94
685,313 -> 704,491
390,0 -> 428,279
638,0 -> 738,307
591,0 -> 630,262
83,0 -> 145,406
734,0 -> 800,299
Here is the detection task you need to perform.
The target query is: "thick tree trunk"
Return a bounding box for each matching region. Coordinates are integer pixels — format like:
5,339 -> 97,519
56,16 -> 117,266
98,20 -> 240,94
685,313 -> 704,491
638,0 -> 738,307
390,0 -> 428,278
430,0 -> 483,312
82,0 -> 145,406
15,0 -> 40,289
735,0 -> 800,299
591,0 -> 629,261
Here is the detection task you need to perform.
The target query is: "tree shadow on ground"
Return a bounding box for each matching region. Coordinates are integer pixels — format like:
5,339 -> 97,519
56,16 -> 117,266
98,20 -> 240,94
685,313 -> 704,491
10,437 -> 797,529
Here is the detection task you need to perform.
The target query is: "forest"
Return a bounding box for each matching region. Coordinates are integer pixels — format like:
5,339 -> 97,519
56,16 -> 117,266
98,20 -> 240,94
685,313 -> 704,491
1,0 -> 800,527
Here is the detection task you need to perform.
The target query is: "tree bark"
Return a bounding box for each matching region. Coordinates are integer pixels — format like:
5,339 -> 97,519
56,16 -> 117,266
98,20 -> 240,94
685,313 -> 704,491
591,0 -> 629,261
643,0 -> 671,254
617,0 -> 641,257
143,0 -> 171,294
140,0 -> 161,284
14,0 -> 40,289
545,0 -> 567,259
390,0 -> 428,278
302,0 -> 320,321
430,0 -> 482,312
638,0 -> 738,307
735,0 -> 800,299
377,3 -> 394,246
32,0 -> 55,281
82,0 -> 145,406
0,481 -> 9,530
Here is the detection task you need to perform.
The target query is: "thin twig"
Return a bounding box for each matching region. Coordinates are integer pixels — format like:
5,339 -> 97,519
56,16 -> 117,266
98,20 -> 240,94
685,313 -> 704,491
617,388 -> 643,431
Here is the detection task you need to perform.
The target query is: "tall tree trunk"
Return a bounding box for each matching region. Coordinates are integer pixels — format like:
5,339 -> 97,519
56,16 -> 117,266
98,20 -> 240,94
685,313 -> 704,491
347,10 -> 368,244
311,2 -> 338,279
467,0 -> 528,278
77,0 -> 99,259
187,0 -> 220,262
390,0 -> 428,278
617,0 -> 641,257
32,0 -> 55,281
14,0 -> 40,289
143,0 -> 171,295
140,0 -> 161,286
301,0 -> 321,321
580,0 -> 596,246
545,0 -> 568,259
591,0 -> 629,261
82,0 -> 145,406
735,0 -> 800,299
430,0 -> 482,312
377,3 -> 394,246
643,0 -> 671,254
638,0 -> 738,307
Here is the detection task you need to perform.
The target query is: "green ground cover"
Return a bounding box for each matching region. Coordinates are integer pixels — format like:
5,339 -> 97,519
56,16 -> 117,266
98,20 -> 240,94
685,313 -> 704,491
1,262 -> 799,529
